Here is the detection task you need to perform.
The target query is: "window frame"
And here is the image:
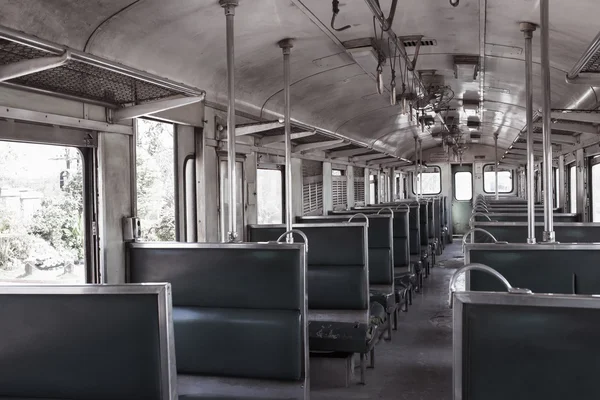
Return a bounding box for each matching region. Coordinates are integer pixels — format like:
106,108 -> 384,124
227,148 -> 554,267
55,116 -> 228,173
454,171 -> 473,201
482,164 -> 514,194
412,166 -> 442,196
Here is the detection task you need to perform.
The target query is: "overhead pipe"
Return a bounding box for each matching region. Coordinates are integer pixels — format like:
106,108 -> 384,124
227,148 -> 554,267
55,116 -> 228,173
540,0 -> 555,243
279,38 -> 295,243
521,22 -> 537,244
494,133 -> 499,200
221,0 -> 239,242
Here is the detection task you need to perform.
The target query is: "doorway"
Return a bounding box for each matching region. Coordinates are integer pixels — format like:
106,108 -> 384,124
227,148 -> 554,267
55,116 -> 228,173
451,164 -> 473,235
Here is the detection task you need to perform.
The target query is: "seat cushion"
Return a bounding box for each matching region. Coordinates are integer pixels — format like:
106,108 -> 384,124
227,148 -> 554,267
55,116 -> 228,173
370,291 -> 394,310
369,301 -> 387,325
309,321 -> 369,353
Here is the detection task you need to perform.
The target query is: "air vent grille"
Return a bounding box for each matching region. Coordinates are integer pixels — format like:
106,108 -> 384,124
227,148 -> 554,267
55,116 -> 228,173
582,51 -> 600,73
404,38 -> 437,47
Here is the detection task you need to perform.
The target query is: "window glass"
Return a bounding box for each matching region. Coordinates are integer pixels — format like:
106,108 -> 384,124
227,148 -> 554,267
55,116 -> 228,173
332,169 -> 344,177
413,167 -> 442,195
0,141 -> 86,283
369,174 -> 377,204
570,165 -> 577,214
593,163 -> 600,222
257,168 -> 283,224
219,160 -> 244,241
136,119 -> 175,241
483,165 -> 513,193
455,171 -> 473,201
555,167 -> 560,209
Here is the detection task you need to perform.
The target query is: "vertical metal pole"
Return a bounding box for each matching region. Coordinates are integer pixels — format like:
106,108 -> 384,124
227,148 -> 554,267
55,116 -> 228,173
494,133 -> 499,200
414,137 -> 419,201
540,0 -> 555,242
521,22 -> 537,244
279,38 -> 294,242
221,0 -> 239,242
419,139 -> 423,198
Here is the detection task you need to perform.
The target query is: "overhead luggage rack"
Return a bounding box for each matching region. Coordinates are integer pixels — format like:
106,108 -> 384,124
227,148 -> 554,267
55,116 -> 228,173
0,26 -> 205,107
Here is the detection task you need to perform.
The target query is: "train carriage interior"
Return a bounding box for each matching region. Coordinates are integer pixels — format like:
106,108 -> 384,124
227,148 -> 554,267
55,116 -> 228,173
1,0 -> 600,399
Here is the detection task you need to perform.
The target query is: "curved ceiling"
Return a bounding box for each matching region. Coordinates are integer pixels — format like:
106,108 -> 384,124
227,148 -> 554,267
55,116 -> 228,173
0,0 -> 597,159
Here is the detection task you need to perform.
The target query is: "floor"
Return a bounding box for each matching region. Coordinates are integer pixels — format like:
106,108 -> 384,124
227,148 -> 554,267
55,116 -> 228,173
311,242 -> 464,400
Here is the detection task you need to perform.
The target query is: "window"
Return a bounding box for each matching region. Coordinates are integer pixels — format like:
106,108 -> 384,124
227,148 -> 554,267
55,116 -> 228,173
0,142 -> 86,283
219,160 -> 244,241
592,161 -> 600,222
570,164 -> 577,214
332,169 -> 347,210
136,119 -> 175,241
554,167 -> 560,209
257,168 -> 283,224
454,171 -> 473,201
483,165 -> 513,193
354,167 -> 365,205
369,174 -> 377,204
413,167 -> 442,195
302,160 -> 323,216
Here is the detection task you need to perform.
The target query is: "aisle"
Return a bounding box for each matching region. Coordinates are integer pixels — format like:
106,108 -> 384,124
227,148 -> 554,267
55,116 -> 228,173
312,243 -> 464,400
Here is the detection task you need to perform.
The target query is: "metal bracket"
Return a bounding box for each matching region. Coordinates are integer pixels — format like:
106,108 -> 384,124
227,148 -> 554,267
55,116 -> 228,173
111,96 -> 205,122
397,35 -> 423,72
0,50 -> 71,82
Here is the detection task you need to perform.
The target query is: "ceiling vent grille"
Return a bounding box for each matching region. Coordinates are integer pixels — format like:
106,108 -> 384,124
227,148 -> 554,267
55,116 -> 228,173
404,38 -> 437,47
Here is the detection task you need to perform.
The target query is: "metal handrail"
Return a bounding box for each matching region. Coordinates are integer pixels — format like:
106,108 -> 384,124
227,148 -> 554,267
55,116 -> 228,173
448,263 -> 533,308
348,213 -> 370,227
469,213 -> 493,229
377,207 -> 394,216
276,229 -> 309,253
461,228 -> 508,253
395,204 -> 410,211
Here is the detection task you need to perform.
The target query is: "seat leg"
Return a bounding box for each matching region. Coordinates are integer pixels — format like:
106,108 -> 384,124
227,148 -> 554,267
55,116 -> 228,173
408,287 -> 413,305
359,353 -> 366,385
369,348 -> 375,368
393,307 -> 398,329
385,315 -> 392,341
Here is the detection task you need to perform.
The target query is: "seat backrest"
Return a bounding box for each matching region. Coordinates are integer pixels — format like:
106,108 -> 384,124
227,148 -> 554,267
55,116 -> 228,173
128,243 -> 307,386
475,213 -> 579,223
0,284 -> 175,400
247,224 -> 369,312
466,243 -> 600,294
473,222 -> 600,243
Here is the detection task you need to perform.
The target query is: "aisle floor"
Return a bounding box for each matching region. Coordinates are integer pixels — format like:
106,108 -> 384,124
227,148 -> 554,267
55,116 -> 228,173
311,243 -> 464,400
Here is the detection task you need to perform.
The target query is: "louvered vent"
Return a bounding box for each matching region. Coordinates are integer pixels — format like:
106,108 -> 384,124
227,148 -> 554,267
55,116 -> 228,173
332,177 -> 348,210
353,166 -> 365,205
403,38 -> 437,47
302,160 -> 323,216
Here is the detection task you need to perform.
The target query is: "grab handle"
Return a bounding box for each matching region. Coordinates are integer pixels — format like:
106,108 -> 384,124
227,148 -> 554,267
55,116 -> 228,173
448,263 -> 532,308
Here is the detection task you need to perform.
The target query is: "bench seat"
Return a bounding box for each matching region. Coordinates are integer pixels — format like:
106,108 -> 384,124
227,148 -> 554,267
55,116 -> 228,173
369,290 -> 394,312
308,302 -> 385,354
